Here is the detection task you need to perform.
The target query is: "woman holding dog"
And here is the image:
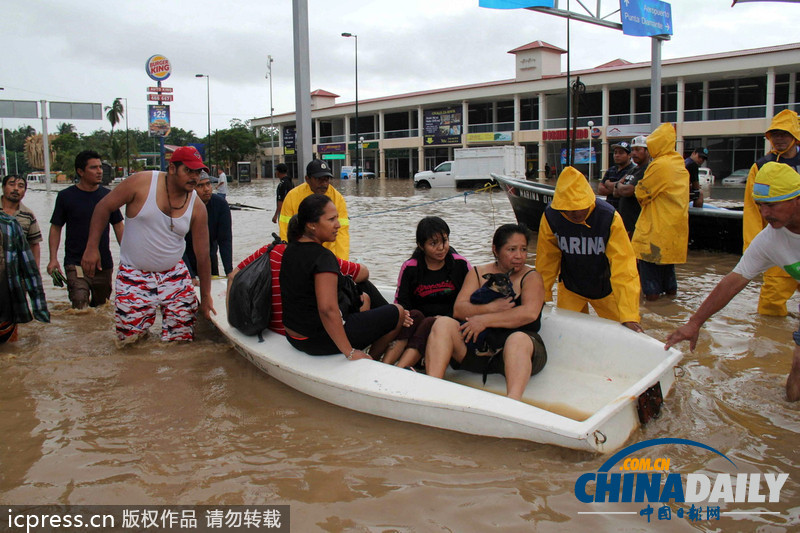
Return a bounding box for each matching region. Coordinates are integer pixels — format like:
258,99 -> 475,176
383,216 -> 472,368
280,194 -> 410,360
425,224 -> 546,400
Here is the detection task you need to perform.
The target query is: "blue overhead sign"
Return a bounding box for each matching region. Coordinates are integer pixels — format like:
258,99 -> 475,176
620,0 -> 673,37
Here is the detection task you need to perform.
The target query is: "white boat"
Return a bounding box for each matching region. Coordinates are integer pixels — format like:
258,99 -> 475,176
204,279 -> 682,453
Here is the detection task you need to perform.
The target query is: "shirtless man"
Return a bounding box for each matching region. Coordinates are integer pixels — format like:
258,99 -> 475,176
82,146 -> 215,343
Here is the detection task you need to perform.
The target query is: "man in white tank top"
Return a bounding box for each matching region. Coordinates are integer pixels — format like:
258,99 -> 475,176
81,146 -> 216,343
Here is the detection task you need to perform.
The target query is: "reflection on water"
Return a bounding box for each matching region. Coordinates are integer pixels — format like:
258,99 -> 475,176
2,178 -> 800,530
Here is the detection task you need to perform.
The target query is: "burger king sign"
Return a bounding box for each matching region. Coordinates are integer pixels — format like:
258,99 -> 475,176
146,54 -> 171,82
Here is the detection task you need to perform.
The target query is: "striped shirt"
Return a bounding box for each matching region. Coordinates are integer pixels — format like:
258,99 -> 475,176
5,202 -> 43,246
237,242 -> 361,336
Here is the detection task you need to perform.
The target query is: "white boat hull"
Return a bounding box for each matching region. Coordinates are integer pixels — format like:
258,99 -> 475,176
204,280 -> 682,453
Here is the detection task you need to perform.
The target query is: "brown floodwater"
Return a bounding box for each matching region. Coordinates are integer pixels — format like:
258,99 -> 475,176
2,178 -> 799,531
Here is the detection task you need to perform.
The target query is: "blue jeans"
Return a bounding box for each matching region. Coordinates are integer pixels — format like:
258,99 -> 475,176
638,260 -> 677,297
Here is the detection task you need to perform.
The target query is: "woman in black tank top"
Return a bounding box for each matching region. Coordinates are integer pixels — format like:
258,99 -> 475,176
425,224 -> 546,401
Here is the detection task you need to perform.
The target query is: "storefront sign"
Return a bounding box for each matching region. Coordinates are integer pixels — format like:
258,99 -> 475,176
318,143 -> 346,154
466,132 -> 512,142
424,107 -> 462,145
543,128 -> 590,141
283,126 -> 296,154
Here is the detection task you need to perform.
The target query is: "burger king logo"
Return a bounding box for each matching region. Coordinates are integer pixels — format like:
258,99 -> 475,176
146,55 -> 171,82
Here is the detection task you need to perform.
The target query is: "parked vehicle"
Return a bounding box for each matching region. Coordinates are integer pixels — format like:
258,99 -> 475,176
721,169 -> 750,185
698,167 -> 714,186
414,146 -> 525,188
340,165 -> 375,179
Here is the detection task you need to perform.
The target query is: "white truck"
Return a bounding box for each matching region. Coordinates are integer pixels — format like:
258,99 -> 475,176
413,145 -> 525,188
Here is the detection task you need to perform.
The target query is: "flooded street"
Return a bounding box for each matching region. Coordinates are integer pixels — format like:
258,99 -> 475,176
2,178 -> 800,531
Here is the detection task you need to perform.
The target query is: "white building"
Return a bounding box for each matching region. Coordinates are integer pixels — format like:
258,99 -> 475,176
251,41 -> 800,181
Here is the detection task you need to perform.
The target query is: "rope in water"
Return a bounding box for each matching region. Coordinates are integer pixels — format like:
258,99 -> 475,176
349,182 -> 499,219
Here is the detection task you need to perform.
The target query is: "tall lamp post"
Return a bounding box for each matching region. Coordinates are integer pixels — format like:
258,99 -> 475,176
195,74 -> 212,172
0,87 -> 6,177
117,96 -> 130,176
266,55 -> 275,179
341,32 -> 359,180
587,120 -> 594,180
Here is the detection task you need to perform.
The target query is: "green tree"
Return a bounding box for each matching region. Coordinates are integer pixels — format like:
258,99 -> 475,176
210,119 -> 259,177
51,128 -> 81,175
56,123 -> 76,135
3,125 -> 37,175
165,127 -> 200,147
105,98 -> 124,176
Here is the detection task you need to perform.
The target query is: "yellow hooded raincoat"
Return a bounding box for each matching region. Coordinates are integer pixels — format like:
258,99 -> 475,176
278,182 -> 350,260
742,109 -> 800,315
536,166 -> 641,323
632,123 -> 689,264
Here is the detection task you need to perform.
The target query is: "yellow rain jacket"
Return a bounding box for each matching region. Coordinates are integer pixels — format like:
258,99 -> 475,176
632,123 -> 689,264
536,167 -> 641,323
742,109 -> 800,315
278,182 -> 350,259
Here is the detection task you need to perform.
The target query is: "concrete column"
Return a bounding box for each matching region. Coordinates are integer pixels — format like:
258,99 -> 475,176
702,81 -> 709,121
314,118 -> 320,146
790,72 -> 798,112
462,100 -> 469,146
538,92 -> 547,179
513,94 -> 521,146
343,114 -> 351,165
675,78 -> 685,155
629,88 -> 635,123
378,111 -> 385,178
766,67 -> 776,119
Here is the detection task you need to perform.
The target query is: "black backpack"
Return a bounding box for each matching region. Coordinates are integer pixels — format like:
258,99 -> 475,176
227,233 -> 284,338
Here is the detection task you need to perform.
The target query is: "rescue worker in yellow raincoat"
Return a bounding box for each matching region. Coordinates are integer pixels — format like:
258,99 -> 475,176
279,159 -> 350,259
632,123 -> 690,301
743,109 -> 800,316
536,166 -> 643,332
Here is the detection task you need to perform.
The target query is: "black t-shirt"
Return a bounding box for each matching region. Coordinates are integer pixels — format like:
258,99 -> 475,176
395,253 -> 471,317
50,185 -> 123,268
276,177 -> 294,202
601,162 -> 636,209
618,163 -> 647,233
279,241 -> 340,336
685,158 -> 701,202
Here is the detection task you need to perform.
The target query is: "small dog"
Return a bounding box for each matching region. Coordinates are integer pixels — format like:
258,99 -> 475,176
470,272 -> 515,304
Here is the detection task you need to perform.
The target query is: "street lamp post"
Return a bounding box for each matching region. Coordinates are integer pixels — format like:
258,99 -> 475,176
587,120 -> 594,180
266,55 -> 275,179
341,32 -> 359,180
0,87 -> 6,177
195,74 -> 212,172
118,96 -> 130,175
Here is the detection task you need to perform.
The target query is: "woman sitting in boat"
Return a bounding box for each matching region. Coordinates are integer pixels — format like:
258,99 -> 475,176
280,193 -> 410,360
383,216 -> 471,368
424,224 -> 546,400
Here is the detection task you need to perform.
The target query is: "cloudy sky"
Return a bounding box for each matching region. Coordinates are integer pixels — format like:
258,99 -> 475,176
2,0 -> 798,136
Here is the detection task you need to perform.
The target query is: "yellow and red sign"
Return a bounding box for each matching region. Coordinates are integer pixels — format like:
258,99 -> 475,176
146,55 -> 171,82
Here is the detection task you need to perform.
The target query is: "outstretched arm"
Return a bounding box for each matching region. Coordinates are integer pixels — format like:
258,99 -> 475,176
664,272 -> 750,351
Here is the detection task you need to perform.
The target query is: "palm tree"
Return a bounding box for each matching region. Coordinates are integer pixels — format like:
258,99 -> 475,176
105,98 -> 124,176
57,123 -> 76,135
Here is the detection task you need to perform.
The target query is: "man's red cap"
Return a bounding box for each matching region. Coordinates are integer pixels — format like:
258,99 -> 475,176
170,146 -> 209,171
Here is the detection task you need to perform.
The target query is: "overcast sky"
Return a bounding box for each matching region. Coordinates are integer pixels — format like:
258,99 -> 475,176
2,0 -> 798,137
